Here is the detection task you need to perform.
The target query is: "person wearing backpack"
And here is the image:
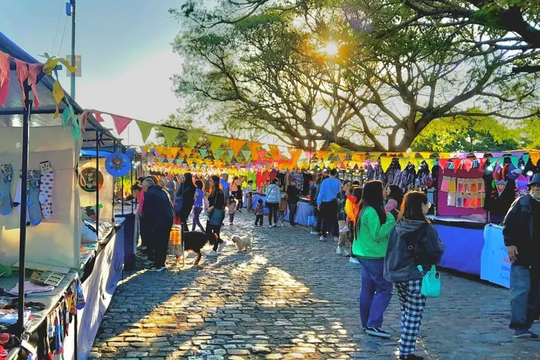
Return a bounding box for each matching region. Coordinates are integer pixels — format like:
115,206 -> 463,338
353,180 -> 396,339
384,191 -> 445,360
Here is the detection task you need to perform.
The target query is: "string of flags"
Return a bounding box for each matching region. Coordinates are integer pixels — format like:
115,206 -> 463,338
88,111 -> 540,172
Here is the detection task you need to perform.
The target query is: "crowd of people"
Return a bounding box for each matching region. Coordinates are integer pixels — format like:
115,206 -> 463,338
129,169 -> 540,360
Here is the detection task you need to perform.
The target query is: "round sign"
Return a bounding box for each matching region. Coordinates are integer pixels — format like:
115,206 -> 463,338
105,153 -> 131,177
79,167 -> 104,192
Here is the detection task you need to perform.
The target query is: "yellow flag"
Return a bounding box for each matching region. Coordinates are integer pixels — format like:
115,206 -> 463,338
380,156 -> 392,172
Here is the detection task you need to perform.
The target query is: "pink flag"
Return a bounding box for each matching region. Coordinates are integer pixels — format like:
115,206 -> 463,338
0,51 -> 10,107
13,58 -> 29,106
112,114 -> 133,135
27,63 -> 43,108
94,111 -> 104,122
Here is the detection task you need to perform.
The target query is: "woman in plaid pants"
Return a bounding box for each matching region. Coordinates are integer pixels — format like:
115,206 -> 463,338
384,192 -> 445,360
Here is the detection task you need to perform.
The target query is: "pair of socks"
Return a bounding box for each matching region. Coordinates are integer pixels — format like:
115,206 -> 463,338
39,161 -> 54,219
14,170 -> 43,226
0,164 -> 14,216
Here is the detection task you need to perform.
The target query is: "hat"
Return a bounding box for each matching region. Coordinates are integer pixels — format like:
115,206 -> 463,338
528,173 -> 540,187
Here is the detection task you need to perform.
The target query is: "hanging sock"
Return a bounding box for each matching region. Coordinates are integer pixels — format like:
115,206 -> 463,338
0,164 -> 14,215
28,170 -> 42,226
39,161 -> 54,220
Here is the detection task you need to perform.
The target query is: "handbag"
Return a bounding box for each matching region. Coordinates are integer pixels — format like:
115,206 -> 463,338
208,209 -> 225,226
417,265 -> 441,298
173,195 -> 183,213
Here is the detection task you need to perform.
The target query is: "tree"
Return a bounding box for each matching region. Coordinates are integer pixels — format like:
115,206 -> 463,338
171,0 -> 539,151
411,114 -> 522,152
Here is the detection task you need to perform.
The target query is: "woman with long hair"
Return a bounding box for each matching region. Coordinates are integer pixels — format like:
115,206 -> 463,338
353,180 -> 396,338
206,175 -> 227,256
175,172 -> 196,231
384,191 -> 444,360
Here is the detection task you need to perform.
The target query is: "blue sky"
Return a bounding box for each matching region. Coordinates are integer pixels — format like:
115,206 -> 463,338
0,0 -> 185,145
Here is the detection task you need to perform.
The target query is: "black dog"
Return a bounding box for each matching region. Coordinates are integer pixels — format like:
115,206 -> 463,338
182,231 -> 216,265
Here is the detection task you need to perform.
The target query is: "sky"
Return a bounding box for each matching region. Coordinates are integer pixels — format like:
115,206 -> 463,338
0,0 -> 186,145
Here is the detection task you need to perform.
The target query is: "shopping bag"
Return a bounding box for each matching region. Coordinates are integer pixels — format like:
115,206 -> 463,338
418,265 -> 441,298
208,209 -> 225,226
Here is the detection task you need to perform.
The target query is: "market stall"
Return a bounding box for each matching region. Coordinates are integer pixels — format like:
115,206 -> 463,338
0,31 -> 124,359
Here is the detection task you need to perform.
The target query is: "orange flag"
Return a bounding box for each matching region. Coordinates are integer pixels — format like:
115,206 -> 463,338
249,142 -> 260,160
228,139 -> 247,157
269,145 -> 281,160
289,148 -> 303,164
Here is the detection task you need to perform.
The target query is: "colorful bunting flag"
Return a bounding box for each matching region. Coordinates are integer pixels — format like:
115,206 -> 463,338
249,142 -> 260,160
269,145 -> 281,160
186,131 -> 202,148
136,120 -> 155,143
199,148 -> 207,158
228,138 -> 247,156
111,115 -> 133,135
241,150 -> 252,162
208,135 -> 226,154
380,157 -> 392,172
160,126 -> 181,146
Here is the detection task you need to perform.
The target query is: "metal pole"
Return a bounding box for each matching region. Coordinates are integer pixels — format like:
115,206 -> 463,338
17,85 -> 33,336
96,132 -> 100,231
74,306 -> 78,358
70,0 -> 76,99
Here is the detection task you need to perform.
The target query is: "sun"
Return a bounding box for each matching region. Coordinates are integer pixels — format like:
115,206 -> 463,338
324,42 -> 339,56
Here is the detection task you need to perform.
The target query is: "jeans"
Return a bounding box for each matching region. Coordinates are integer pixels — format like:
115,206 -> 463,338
229,212 -> 235,224
152,224 -> 172,268
358,258 -> 393,328
267,202 -> 279,225
139,216 -> 152,256
191,207 -> 205,232
206,223 -> 222,252
321,199 -> 339,237
288,203 -> 298,226
510,264 -> 540,331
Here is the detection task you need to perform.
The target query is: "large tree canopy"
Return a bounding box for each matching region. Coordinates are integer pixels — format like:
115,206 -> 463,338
171,0 -> 539,152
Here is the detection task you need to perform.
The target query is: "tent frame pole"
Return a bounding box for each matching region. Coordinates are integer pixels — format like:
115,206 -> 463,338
17,83 -> 33,336
96,131 -> 101,233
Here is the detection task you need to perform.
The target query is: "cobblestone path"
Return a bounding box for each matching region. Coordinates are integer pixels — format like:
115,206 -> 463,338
92,213 -> 540,359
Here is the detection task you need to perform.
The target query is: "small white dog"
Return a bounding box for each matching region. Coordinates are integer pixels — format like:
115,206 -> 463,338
231,234 -> 252,252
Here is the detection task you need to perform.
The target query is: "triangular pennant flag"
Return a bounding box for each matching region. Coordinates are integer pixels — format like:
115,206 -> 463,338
215,149 -> 223,159
111,115 -> 133,135
289,148 -> 302,164
474,152 -> 485,159
439,152 -> 452,159
317,151 -> 330,161
160,126 -> 180,146
0,51 -> 11,108
249,142 -> 260,160
208,135 -> 226,154
380,157 -> 392,172
154,146 -> 166,156
425,159 -> 435,171
398,158 -> 409,169
438,159 -> 448,169
269,145 -> 281,160
452,159 -> 461,170
530,151 -> 540,166
186,131 -> 202,148
510,156 -> 519,168
228,149 -> 234,159
241,150 -> 252,161
94,111 -> 104,123
199,148 -> 207,158
141,146 -> 148,157
523,154 -> 530,165
183,148 -> 193,157
420,152 -> 432,160
228,138 -> 247,156
464,159 -> 473,172
165,147 -> 179,159
136,120 -> 155,143
258,151 -> 267,161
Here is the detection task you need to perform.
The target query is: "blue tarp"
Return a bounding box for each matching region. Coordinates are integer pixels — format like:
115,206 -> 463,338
80,149 -> 112,158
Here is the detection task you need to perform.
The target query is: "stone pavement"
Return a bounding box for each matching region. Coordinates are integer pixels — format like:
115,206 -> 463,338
91,213 -> 540,360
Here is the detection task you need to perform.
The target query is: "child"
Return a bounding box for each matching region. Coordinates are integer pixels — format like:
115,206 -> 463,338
254,199 -> 264,226
244,180 -> 254,211
226,195 -> 238,225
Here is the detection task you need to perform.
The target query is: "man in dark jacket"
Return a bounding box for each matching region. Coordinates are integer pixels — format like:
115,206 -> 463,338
142,178 -> 174,272
503,172 -> 540,340
286,178 -> 300,226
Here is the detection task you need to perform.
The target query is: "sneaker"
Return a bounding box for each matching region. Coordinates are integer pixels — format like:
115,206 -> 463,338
319,235 -> 325,241
349,257 -> 359,264
513,329 -> 540,340
336,246 -> 343,255
399,355 -> 424,360
333,236 -> 339,242
365,327 -> 391,338
148,266 -> 166,272
309,231 -> 319,235
218,240 -> 227,253
206,250 -> 218,257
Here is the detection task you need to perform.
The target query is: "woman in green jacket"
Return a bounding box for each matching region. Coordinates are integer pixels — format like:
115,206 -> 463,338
353,180 -> 396,338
